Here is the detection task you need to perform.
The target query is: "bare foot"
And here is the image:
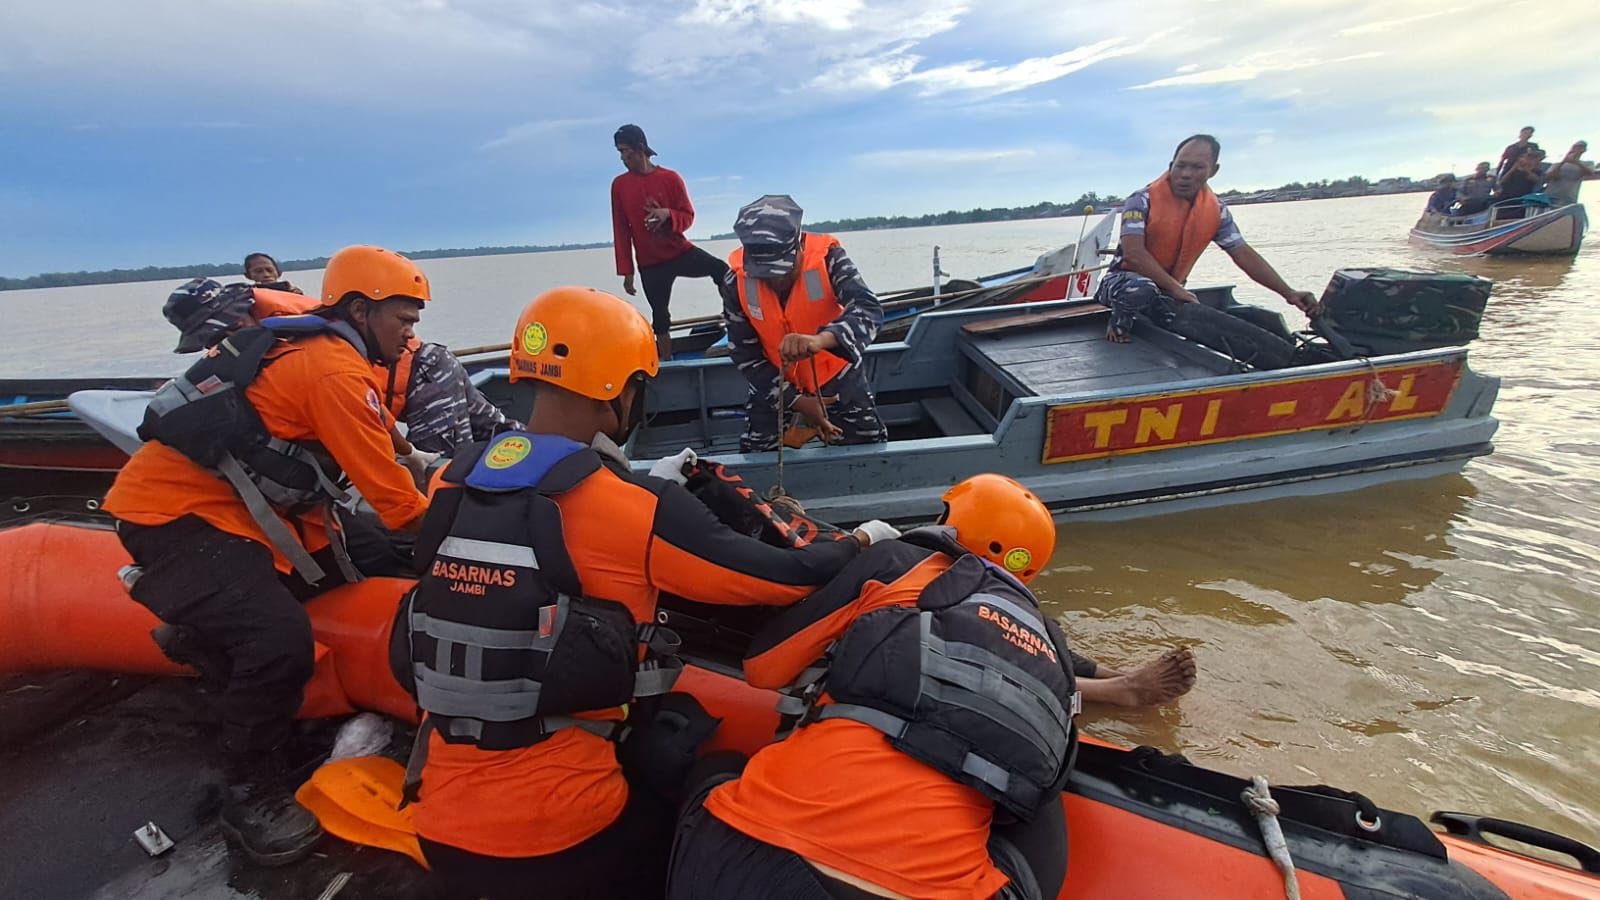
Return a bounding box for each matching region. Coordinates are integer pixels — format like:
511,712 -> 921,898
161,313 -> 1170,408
1105,323 -> 1130,343
1080,648 -> 1197,708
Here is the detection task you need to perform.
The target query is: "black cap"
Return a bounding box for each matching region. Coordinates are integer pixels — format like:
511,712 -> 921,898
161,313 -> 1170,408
614,124 -> 656,156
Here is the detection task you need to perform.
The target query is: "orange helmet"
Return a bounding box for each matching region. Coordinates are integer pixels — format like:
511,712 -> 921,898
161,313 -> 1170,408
321,245 -> 431,306
509,286 -> 659,400
941,474 -> 1056,583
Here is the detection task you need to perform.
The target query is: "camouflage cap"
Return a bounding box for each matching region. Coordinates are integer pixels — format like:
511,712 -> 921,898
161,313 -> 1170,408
734,194 -> 804,278
163,277 -> 256,353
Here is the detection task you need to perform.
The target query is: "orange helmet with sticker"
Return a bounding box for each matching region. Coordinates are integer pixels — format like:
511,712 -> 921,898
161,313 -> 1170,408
941,474 -> 1055,583
508,286 -> 659,400
321,245 -> 431,306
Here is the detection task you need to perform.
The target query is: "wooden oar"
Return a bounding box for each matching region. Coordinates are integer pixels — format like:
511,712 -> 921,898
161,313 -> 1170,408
0,399 -> 72,418
451,264 -> 1109,359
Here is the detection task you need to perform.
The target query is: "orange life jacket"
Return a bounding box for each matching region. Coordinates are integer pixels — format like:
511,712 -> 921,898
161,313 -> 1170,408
731,233 -> 848,394
1143,173 -> 1222,284
377,336 -> 422,420
250,286 -> 321,319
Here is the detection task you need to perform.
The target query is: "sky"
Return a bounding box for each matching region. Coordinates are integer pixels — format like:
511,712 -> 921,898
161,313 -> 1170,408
2,0 -> 1595,277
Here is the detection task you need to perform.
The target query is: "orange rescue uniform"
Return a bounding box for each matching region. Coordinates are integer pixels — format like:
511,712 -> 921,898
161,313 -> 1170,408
414,453 -> 859,858
705,553 -> 1012,900
104,333 -> 428,571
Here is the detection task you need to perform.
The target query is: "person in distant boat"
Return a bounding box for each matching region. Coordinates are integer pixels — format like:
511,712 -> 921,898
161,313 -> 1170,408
106,246 -> 433,867
399,285 -> 876,900
245,252 -> 304,294
1543,140 -> 1594,207
1425,174 -> 1458,216
1455,162 -> 1496,215
1099,134 -> 1320,345
1495,150 -> 1544,204
611,124 -> 730,361
1496,126 -> 1539,180
723,194 -> 887,452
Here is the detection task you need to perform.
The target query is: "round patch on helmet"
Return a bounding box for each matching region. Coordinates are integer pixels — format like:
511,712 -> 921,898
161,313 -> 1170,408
520,322 -> 549,356
485,435 -> 533,470
1003,548 -> 1032,573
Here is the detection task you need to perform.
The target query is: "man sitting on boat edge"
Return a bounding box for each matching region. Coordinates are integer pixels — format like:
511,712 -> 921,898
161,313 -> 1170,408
723,194 -> 888,452
1100,134 -> 1320,347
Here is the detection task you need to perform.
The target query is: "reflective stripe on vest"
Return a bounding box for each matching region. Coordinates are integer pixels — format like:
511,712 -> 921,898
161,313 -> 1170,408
731,233 -> 849,393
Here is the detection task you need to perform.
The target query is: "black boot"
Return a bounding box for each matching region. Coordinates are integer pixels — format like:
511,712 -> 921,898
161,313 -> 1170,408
218,735 -> 325,867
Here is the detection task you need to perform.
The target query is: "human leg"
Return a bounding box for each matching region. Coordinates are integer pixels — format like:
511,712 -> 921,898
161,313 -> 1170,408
640,261 -> 679,359
1097,270 -> 1174,342
1077,647 -> 1197,708
822,371 -> 887,445
990,796 -> 1068,900
116,515 -> 323,864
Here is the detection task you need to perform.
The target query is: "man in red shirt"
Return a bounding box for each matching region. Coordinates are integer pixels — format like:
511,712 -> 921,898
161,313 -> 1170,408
611,124 -> 728,360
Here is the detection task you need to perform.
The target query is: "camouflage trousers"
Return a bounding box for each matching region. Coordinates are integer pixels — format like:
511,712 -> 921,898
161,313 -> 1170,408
1097,270 -> 1178,339
739,369 -> 887,453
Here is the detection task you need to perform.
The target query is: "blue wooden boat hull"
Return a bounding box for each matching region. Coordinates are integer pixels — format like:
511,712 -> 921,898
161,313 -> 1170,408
1409,201 -> 1587,255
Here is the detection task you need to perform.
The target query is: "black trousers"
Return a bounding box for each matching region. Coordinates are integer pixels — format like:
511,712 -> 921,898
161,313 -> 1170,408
667,756 -> 1068,900
640,246 -> 729,335
115,514 -> 354,752
419,791 -> 674,900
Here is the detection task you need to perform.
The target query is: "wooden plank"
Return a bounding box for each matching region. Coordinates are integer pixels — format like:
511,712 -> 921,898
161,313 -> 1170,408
961,303 -> 1108,337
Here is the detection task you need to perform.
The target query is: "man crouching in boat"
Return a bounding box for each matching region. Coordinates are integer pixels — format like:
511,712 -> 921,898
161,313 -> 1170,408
104,245 -> 434,865
724,194 -> 888,451
1101,134 -> 1320,345
396,286 -> 889,899
668,474 -> 1081,900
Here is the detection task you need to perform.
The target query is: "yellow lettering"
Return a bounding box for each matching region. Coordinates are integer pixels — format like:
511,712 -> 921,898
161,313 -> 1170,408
1135,404 -> 1182,443
1082,409 -> 1128,449
1199,399 -> 1222,436
1326,381 -> 1366,421
1388,374 -> 1418,412
1268,400 -> 1298,417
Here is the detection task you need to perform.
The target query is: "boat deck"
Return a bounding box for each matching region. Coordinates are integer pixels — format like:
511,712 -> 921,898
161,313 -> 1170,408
962,310 -> 1221,398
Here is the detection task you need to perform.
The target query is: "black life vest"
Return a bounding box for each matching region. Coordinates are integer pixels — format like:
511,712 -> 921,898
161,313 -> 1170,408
801,527 -> 1080,818
136,315 -> 369,583
394,432 -> 681,753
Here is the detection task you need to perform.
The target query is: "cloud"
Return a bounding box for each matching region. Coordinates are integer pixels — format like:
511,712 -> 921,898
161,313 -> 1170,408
1339,9 -> 1452,36
901,36 -> 1149,97
479,115 -> 621,152
1128,50 -> 1388,89
853,147 -> 1039,168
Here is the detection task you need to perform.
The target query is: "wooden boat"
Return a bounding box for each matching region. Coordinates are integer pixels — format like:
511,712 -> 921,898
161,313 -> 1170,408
462,282 -> 1502,525
0,225 -> 1114,483
1,520 -> 1596,898
1410,197 -> 1588,255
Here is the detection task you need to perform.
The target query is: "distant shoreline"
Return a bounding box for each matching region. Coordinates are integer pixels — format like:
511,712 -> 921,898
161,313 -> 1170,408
1,181 -> 1431,291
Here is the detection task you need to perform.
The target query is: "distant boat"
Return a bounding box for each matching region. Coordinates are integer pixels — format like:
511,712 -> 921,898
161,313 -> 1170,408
1410,196 -> 1587,255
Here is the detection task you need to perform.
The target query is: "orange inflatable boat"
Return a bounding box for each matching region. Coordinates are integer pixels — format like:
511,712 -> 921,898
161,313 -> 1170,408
2,521 -> 1596,899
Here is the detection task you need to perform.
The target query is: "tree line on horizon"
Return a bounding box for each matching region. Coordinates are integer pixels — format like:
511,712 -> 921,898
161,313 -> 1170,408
2,177 -> 1428,291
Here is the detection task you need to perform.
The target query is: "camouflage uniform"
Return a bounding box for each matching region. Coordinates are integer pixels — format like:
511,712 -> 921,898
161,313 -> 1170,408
1098,186 -> 1246,339
722,195 -> 886,453
391,342 -> 521,455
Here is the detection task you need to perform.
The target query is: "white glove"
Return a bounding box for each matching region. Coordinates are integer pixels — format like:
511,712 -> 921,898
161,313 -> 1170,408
852,519 -> 902,547
402,447 -> 442,479
648,447 -> 698,485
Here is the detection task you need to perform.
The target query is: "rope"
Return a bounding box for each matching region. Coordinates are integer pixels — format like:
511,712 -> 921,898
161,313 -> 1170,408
1242,775 -> 1301,900
1354,356 -> 1398,431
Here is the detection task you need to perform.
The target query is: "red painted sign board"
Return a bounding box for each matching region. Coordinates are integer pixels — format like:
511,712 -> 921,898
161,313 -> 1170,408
1042,359 -> 1464,464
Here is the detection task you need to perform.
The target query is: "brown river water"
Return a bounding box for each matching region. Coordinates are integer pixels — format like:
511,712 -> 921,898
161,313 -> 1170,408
2,191 -> 1596,846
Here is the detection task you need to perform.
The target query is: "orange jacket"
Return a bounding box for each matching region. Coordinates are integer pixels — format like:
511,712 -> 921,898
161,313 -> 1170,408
104,334 -> 428,572
1143,173 -> 1222,284
413,447 -> 859,858
376,336 -> 422,419
731,233 -> 849,394
250,286 -> 322,319
704,546 -> 1010,900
